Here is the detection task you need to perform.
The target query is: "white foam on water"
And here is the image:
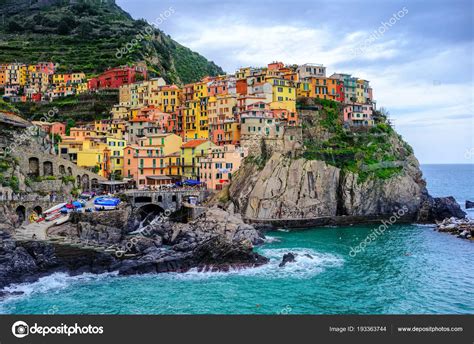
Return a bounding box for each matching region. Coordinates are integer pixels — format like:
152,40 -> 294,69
1,271 -> 118,301
150,248 -> 344,281
263,236 -> 281,243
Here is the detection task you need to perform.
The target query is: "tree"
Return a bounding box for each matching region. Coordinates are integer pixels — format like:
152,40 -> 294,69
6,20 -> 22,33
57,18 -> 71,35
66,118 -> 76,135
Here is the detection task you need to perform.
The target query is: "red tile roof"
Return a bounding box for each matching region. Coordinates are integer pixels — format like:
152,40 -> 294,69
181,139 -> 208,148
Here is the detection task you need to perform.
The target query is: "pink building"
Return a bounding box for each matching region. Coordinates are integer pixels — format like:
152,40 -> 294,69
343,103 -> 374,126
199,144 -> 246,190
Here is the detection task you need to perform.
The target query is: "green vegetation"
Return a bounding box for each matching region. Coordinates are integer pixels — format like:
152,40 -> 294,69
7,176 -> 19,192
30,175 -> 58,182
13,91 -> 118,122
71,187 -> 80,197
302,100 -> 413,183
245,139 -> 271,170
0,98 -> 21,114
61,175 -> 76,185
0,0 -> 223,84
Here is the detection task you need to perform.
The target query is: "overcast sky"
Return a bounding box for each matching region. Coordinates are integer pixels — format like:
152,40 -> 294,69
117,0 -> 473,164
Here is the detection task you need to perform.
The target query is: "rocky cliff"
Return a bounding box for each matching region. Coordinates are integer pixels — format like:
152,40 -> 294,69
228,102 -> 465,225
229,152 -> 427,221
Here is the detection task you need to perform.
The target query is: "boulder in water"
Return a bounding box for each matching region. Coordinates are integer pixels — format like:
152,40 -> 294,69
466,200 -> 474,209
279,252 -> 296,267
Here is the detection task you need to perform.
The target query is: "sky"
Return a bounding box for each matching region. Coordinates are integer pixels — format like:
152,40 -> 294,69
117,0 -> 473,164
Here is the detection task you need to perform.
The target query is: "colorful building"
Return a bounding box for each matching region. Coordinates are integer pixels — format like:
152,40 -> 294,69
88,64 -> 147,90
180,139 -> 215,179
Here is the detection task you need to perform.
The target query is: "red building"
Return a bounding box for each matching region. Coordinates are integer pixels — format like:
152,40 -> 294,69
236,79 -> 247,95
31,93 -> 42,102
88,64 -> 147,90
36,62 -> 55,75
335,80 -> 345,103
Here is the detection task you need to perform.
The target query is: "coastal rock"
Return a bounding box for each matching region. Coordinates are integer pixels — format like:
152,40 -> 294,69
417,196 -> 466,223
279,253 -> 296,267
466,200 -> 474,209
229,151 -> 465,225
436,217 -> 473,240
229,152 -> 423,221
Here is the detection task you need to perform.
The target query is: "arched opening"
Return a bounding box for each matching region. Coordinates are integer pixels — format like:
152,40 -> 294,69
15,205 -> 26,225
172,195 -> 177,202
157,195 -> 163,202
67,167 -> 72,176
28,157 -> 40,177
135,203 -> 165,228
81,174 -> 90,191
76,175 -> 81,188
59,165 -> 66,175
43,161 -> 53,176
33,206 -> 42,216
91,178 -> 99,190
135,196 -> 152,203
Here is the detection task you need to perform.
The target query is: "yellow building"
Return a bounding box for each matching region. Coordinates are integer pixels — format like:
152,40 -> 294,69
235,67 -> 251,80
76,139 -> 108,176
267,77 -> 296,113
297,81 -> 314,98
76,82 -> 88,94
76,137 -> 126,177
356,79 -> 366,103
5,63 -> 27,86
180,139 -> 216,179
137,133 -> 182,156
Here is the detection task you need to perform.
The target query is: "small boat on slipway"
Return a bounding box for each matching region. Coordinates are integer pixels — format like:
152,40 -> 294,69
94,197 -> 120,211
43,203 -> 67,222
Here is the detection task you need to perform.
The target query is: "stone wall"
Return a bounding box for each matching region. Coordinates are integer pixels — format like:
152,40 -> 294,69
12,137 -> 104,191
241,125 -> 303,158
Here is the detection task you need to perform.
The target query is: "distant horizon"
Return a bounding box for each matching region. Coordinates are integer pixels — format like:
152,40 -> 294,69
117,0 -> 473,165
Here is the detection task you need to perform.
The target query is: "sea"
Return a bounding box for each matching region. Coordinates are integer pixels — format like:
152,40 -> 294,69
1,164 -> 473,314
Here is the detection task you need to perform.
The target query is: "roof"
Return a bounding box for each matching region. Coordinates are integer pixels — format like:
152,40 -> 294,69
181,139 -> 209,148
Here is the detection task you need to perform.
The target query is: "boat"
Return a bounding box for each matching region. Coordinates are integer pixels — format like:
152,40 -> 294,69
94,197 -> 121,210
45,212 -> 62,222
54,215 -> 70,226
43,203 -> 67,215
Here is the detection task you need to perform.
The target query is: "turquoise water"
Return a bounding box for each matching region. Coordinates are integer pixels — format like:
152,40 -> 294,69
1,165 -> 473,314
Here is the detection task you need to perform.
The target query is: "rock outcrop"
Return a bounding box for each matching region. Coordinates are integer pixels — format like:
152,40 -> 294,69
436,217 -> 473,239
230,152 -> 423,220
0,230 -> 117,290
229,152 -> 465,224
117,207 -> 267,275
0,207 -> 268,290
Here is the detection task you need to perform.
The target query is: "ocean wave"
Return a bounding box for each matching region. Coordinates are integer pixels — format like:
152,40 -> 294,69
1,271 -> 118,301
148,248 -> 344,281
263,236 -> 281,243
